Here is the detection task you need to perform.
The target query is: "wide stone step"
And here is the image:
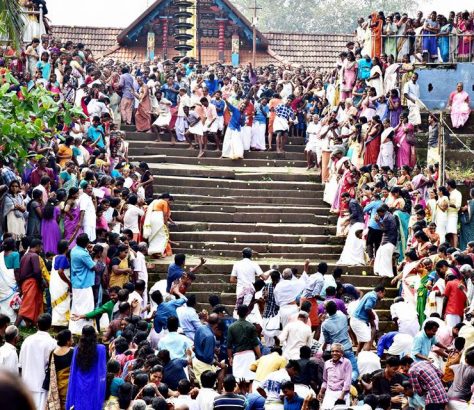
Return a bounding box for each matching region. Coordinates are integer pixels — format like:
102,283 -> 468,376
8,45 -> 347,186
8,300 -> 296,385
171,248 -> 342,260
170,221 -> 336,235
130,154 -> 307,168
129,145 -> 305,160
169,193 -> 328,207
171,204 -> 329,215
155,175 -> 321,191
416,133 -> 474,149
170,231 -> 345,245
154,184 -> 323,199
416,147 -> 474,165
172,240 -> 343,252
170,210 -> 336,224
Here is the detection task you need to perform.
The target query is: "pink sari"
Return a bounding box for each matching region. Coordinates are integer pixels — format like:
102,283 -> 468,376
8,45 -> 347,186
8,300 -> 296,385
394,123 -> 415,168
450,90 -> 470,128
135,85 -> 151,132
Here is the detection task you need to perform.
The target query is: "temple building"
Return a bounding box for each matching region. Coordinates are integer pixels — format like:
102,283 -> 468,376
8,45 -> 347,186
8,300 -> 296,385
52,0 -> 352,69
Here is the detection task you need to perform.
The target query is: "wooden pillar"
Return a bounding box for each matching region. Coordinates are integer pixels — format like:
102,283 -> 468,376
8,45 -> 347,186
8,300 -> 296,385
216,18 -> 227,63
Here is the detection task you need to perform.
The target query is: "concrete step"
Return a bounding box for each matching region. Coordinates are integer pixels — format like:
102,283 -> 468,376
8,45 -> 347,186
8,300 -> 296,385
171,204 -> 329,214
170,210 -> 337,224
170,231 -> 345,245
170,248 -> 342,260
154,175 -> 321,191
169,193 -> 329,207
170,221 -> 337,235
416,133 -> 474,150
153,184 -> 324,199
130,154 -> 307,168
416,147 -> 474,165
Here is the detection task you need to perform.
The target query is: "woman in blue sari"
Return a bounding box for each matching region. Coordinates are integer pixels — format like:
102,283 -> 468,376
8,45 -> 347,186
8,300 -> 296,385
422,11 -> 440,62
460,188 -> 474,251
438,16 -> 453,62
392,188 -> 411,263
66,325 -> 106,410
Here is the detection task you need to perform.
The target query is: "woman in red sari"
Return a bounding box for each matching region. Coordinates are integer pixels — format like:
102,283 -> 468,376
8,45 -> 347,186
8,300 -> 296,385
370,11 -> 384,58
134,77 -> 151,132
363,115 -> 382,166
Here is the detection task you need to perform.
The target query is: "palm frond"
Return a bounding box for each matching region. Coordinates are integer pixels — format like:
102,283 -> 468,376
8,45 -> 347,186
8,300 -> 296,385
0,0 -> 26,47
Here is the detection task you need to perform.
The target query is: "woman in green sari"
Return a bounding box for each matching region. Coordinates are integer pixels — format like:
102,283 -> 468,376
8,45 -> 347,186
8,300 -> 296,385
416,264 -> 430,326
460,188 -> 474,250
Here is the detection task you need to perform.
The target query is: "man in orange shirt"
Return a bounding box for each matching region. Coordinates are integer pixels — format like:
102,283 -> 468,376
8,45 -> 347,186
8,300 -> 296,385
443,273 -> 467,327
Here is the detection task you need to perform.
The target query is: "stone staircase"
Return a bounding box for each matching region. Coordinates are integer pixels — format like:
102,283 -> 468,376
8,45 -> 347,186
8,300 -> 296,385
125,126 -> 396,332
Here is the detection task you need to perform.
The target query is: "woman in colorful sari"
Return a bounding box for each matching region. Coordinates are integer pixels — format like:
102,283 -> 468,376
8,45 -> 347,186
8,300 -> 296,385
367,57 -> 384,97
457,12 -> 473,61
448,82 -> 471,129
398,56 -> 414,106
370,11 -> 384,58
395,14 -> 410,61
63,187 -> 82,248
438,16 -> 453,62
46,330 -> 73,410
421,11 -> 439,61
134,77 -> 151,132
384,15 -> 398,59
0,238 -> 19,322
394,113 -> 415,168
59,162 -> 78,194
334,158 -> 354,214
341,52 -> 357,101
50,240 -> 71,328
376,119 -> 395,169
383,56 -> 400,96
460,188 -> 474,250
416,263 -> 429,326
391,250 -> 419,308
2,180 -> 26,241
363,115 -> 382,166
66,326 -> 106,410
143,193 -> 174,257
390,187 -> 409,262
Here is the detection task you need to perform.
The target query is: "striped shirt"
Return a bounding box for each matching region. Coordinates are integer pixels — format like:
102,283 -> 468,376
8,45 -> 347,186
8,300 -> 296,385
213,393 -> 246,410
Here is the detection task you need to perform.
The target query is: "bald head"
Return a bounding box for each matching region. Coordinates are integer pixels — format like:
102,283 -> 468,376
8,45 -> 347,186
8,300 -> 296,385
282,268 -> 293,280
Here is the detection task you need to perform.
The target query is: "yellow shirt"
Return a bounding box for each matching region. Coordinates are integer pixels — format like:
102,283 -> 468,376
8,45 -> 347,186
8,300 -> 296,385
249,352 -> 287,382
109,257 -> 130,288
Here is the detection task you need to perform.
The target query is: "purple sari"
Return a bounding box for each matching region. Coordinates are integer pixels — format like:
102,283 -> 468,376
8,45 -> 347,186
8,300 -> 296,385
41,206 -> 61,254
66,344 -> 106,410
64,204 -> 82,248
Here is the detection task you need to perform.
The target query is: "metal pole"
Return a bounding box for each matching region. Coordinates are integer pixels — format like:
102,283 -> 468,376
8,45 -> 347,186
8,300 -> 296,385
252,0 -> 256,67
439,111 -> 445,186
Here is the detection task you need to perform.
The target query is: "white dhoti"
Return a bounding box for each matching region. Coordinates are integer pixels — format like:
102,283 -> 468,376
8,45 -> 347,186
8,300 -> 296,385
0,252 -> 18,323
262,313 -> 281,346
189,121 -> 204,136
321,390 -> 349,410
203,119 -> 218,134
251,122 -> 266,150
295,384 -> 314,399
175,116 -> 188,141
216,116 -> 224,131
398,320 -> 419,337
31,390 -> 48,410
337,222 -> 366,266
273,116 -> 289,133
448,399 -> 470,410
222,128 -> 244,159
350,317 -> 371,343
446,213 -> 458,235
407,104 -> 421,126
374,242 -> 395,277
69,287 -> 95,335
241,126 -> 252,150
279,304 -> 298,329
446,314 -> 462,327
50,264 -> 71,327
427,146 -> 440,166
232,350 -> 256,381
153,113 -> 172,127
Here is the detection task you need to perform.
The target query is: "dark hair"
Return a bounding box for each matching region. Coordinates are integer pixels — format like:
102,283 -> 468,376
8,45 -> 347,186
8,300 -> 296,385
300,345 -> 312,359
76,233 -> 90,248
174,253 -> 186,266
57,239 -> 69,255
76,325 -> 98,372
105,359 -> 121,399
177,379 -> 191,395
400,355 -> 414,366
150,397 -> 167,410
167,316 -> 179,332
317,262 -> 328,274
325,300 -> 337,315
424,320 -> 440,332
281,380 -> 295,391
150,290 -> 163,305
465,346 -> 474,366
2,237 -> 16,252
446,179 -> 456,189
56,329 -> 72,347
286,359 -> 300,372
237,304 -> 249,318
0,371 -> 36,410
374,285 -> 385,293
117,382 -> 133,410
200,370 -> 217,389
223,374 -> 237,392
37,313 -> 52,331
386,356 -> 400,367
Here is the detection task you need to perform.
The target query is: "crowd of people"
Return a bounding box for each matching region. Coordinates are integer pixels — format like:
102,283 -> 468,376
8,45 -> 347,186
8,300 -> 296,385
0,3 -> 474,410
355,9 -> 474,63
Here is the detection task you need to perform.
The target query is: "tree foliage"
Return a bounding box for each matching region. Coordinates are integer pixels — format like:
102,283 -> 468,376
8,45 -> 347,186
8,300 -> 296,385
232,0 -> 424,33
0,70 -> 83,168
0,0 -> 25,48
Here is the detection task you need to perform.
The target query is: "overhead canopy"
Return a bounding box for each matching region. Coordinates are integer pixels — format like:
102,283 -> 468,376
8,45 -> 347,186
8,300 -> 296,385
116,0 -> 269,47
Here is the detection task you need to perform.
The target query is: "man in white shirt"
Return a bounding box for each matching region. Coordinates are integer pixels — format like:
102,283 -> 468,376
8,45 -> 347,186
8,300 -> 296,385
19,314 -> 57,410
446,179 -> 463,248
230,248 -> 264,296
123,195 -> 145,241
0,325 -> 19,374
274,268 -> 305,329
78,183 -> 97,242
403,72 -> 421,126
133,243 -> 149,304
279,312 -> 313,360
390,296 -> 419,337
173,379 -> 198,410
195,370 -> 219,410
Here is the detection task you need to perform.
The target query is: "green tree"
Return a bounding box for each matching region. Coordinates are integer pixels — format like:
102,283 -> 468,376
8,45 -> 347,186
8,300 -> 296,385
233,0 -> 424,33
0,0 -> 25,48
0,72 -> 83,168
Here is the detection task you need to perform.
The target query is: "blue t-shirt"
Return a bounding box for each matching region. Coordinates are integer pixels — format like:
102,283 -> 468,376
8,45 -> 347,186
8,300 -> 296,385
364,200 -> 384,230
87,125 -> 105,149
163,359 -> 188,390
412,331 -> 438,361
212,99 -> 225,117
353,290 -> 377,322
254,103 -> 270,123
205,79 -> 220,96
154,298 -> 187,333
194,325 -> 215,364
227,102 -> 245,131
161,83 -> 179,106
166,263 -> 185,292
70,245 -> 95,289
246,393 -> 265,410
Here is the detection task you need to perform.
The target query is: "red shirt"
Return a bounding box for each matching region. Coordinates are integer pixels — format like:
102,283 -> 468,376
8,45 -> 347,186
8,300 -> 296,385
444,279 -> 467,316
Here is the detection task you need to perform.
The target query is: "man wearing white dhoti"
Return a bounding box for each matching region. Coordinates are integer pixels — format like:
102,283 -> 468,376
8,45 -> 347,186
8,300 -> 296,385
273,98 -> 295,154
19,314 -> 57,410
68,233 -> 97,336
446,179 -> 462,248
403,72 -> 421,127
78,183 -> 97,243
374,205 -> 398,278
227,305 -> 261,382
390,297 -> 420,337
221,98 -> 245,160
318,343 -> 352,410
274,269 -> 304,330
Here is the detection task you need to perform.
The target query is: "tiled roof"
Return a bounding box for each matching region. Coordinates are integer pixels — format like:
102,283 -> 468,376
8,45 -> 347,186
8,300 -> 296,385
51,25 -> 121,57
264,32 -> 354,70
